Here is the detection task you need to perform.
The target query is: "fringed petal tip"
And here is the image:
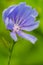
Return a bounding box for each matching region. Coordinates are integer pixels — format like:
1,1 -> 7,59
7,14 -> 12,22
31,37 -> 38,44
35,20 -> 40,29
31,8 -> 38,18
19,2 -> 26,5
2,9 -> 7,21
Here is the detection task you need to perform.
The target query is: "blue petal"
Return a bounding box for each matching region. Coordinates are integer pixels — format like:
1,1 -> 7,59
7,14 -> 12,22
7,23 -> 13,30
2,5 -> 15,21
18,7 -> 38,25
18,6 -> 32,25
5,18 -> 14,30
10,32 -> 17,41
7,3 -> 26,22
31,9 -> 38,18
19,16 -> 35,26
15,3 -> 27,23
5,17 -> 9,26
21,21 -> 39,31
17,31 -> 37,44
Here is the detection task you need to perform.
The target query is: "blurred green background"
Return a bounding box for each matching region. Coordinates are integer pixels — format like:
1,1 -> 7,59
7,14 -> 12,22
0,0 -> 43,65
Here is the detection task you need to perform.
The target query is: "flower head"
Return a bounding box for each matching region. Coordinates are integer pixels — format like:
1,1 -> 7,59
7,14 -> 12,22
2,3 -> 39,44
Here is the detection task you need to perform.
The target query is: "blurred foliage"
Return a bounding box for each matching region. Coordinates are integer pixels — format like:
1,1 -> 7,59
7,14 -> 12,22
0,0 -> 43,65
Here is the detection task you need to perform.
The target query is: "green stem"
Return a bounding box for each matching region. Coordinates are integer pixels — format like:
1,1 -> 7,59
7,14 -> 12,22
8,41 -> 16,65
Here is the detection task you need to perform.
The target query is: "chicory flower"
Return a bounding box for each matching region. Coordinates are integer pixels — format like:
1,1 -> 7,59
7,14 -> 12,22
2,3 -> 39,44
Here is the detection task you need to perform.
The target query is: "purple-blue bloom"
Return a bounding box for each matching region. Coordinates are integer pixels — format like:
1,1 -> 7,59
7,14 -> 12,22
2,3 -> 39,44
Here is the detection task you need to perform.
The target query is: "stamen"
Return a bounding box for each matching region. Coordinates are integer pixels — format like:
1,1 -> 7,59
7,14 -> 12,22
13,24 -> 20,32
